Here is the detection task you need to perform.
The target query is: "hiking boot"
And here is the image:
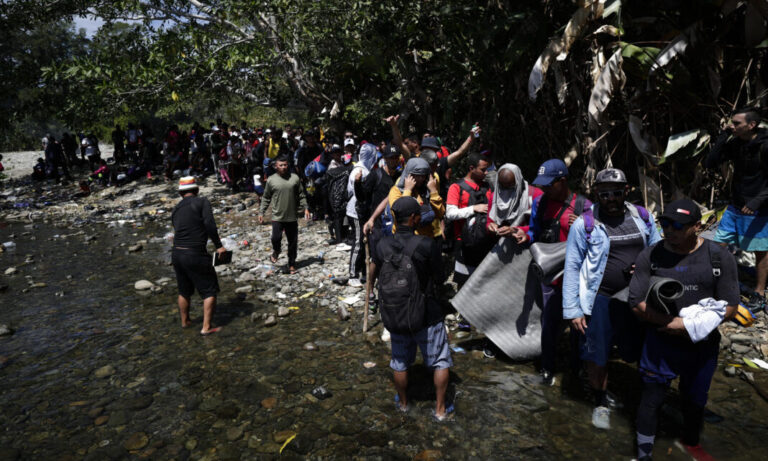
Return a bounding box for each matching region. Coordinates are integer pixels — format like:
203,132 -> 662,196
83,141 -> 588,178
540,370 -> 556,387
591,405 -> 611,429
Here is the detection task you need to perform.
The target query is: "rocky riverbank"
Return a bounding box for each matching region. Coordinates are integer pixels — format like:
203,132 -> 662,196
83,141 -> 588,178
1,165 -> 768,459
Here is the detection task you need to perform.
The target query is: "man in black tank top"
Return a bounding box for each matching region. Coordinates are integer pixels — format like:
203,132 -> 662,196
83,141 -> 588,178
171,176 -> 226,335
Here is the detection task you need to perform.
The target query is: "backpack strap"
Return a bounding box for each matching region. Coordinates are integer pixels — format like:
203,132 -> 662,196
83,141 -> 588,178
708,240 -> 721,279
573,194 -> 586,217
583,209 -> 595,241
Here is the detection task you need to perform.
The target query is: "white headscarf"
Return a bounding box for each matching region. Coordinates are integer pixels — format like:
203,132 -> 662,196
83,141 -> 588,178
489,163 -> 529,226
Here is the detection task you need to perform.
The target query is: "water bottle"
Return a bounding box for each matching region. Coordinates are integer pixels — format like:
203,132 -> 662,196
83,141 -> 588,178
317,251 -> 325,264
322,269 -> 334,280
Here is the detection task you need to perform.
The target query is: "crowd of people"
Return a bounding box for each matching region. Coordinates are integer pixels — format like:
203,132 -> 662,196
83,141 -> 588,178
66,108 -> 766,460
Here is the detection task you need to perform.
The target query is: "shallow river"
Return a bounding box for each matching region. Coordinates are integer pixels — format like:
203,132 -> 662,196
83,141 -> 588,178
0,220 -> 766,460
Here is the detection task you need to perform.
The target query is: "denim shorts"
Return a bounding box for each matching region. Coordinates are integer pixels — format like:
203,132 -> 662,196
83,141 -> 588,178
580,294 -> 645,367
389,321 -> 453,372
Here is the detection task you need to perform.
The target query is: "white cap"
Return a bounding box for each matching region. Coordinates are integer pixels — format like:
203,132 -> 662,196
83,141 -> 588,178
344,138 -> 355,147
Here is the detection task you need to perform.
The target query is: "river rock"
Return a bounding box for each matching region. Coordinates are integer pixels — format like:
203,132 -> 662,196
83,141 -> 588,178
127,244 -> 143,252
277,306 -> 290,317
273,430 -> 296,443
134,280 -> 154,290
261,397 -> 277,409
724,366 -> 737,377
731,343 -> 752,354
94,365 -> 116,378
155,277 -> 172,285
303,342 -> 317,351
4,267 -> 17,275
226,426 -> 244,441
264,315 -> 277,327
729,333 -> 755,344
236,272 -> 255,283
0,324 -> 13,336
124,432 -> 149,451
235,285 -> 253,294
337,306 -> 350,321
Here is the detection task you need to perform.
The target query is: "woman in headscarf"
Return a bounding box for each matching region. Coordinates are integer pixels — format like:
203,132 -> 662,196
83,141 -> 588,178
486,163 -> 542,242
346,143 -> 379,284
387,157 -> 445,238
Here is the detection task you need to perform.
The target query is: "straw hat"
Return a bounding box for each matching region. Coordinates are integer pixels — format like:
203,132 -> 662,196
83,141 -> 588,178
178,176 -> 198,191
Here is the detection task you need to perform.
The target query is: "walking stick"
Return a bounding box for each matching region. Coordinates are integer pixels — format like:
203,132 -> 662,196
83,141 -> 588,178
362,236 -> 371,333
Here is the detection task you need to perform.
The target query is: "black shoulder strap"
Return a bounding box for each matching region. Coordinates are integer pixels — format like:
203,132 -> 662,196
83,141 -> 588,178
648,241 -> 663,274
402,236 -> 423,259
574,194 -> 586,217
708,240 -> 721,278
552,193 -> 575,222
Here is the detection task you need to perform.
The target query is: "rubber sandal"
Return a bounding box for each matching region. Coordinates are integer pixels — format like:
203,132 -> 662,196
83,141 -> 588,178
269,254 -> 278,264
200,327 -> 221,336
432,403 -> 455,422
394,394 -> 409,414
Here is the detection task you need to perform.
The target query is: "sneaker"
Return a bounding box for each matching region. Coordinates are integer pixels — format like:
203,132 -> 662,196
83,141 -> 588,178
604,390 -> 623,409
591,405 -> 611,429
335,243 -> 352,251
381,328 -> 391,342
743,291 -> 767,314
326,238 -> 339,245
674,441 -> 715,461
540,370 -> 556,387
482,347 -> 496,359
348,278 -> 363,288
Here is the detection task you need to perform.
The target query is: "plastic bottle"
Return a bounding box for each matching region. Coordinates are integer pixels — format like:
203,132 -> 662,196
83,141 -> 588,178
317,251 -> 325,264
2,241 -> 16,251
322,268 -> 334,280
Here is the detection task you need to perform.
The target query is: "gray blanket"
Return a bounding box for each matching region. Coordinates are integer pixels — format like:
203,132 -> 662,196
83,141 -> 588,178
450,237 -> 542,359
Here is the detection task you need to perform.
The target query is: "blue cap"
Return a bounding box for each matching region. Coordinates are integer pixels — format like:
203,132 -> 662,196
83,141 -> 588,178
532,159 -> 568,186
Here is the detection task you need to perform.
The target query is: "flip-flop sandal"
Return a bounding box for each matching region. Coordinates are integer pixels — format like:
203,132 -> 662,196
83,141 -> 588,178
269,254 -> 278,264
432,403 -> 455,422
394,394 -> 410,414
200,327 -> 222,336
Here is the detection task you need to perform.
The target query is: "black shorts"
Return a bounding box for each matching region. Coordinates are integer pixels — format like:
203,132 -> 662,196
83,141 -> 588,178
172,249 -> 220,299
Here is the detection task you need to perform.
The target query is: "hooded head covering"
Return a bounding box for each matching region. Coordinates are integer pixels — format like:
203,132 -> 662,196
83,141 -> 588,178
358,143 -> 377,172
396,157 -> 430,190
489,163 -> 529,227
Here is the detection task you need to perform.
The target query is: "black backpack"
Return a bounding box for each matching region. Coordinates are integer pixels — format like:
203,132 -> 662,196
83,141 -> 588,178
535,193 -> 587,243
378,237 -> 428,334
457,179 -> 497,264
326,167 -> 350,213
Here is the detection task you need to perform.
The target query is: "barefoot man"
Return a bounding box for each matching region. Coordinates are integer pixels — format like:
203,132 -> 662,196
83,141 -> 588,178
171,176 -> 226,335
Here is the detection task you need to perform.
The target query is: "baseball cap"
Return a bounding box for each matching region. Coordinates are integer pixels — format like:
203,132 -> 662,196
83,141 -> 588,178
532,159 -> 568,186
344,138 -> 355,147
382,143 -> 400,158
421,136 -> 441,151
595,168 -> 627,185
391,196 -> 421,220
660,198 -> 701,225
178,176 -> 198,191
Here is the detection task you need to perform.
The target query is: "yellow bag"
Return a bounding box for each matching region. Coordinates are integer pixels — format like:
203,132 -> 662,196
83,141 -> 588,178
734,304 -> 756,328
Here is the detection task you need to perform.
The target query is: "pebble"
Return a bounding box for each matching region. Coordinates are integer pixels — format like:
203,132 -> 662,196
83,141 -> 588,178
4,267 -> 17,275
363,361 -> 376,368
273,430 -> 296,443
93,365 -> 116,378
261,397 -> 277,409
724,366 -> 737,377
134,280 -> 154,290
277,306 -> 290,317
226,426 -> 244,441
264,315 -> 277,327
94,415 -> 109,426
729,333 -> 754,344
303,342 -> 317,351
123,432 -> 149,451
235,285 -> 253,294
337,306 -> 350,321
127,244 -> 143,252
0,324 -> 14,336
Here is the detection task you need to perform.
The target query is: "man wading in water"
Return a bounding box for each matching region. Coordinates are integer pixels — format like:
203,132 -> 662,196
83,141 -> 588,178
171,176 -> 226,335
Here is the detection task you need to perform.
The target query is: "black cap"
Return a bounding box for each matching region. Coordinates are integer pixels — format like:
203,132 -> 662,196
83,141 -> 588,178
382,143 -> 400,158
421,136 -> 440,150
660,198 -> 701,225
391,196 -> 421,221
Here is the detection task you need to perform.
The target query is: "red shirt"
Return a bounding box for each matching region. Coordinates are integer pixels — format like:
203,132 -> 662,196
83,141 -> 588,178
446,179 -> 493,240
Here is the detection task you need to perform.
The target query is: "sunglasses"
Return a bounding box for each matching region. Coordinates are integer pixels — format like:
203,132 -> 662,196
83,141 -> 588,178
597,190 -> 624,200
658,218 -> 687,230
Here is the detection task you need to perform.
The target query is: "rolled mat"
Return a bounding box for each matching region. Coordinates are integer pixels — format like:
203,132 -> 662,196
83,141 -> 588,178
529,241 -> 567,284
612,276 -> 684,315
451,237 -> 543,359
